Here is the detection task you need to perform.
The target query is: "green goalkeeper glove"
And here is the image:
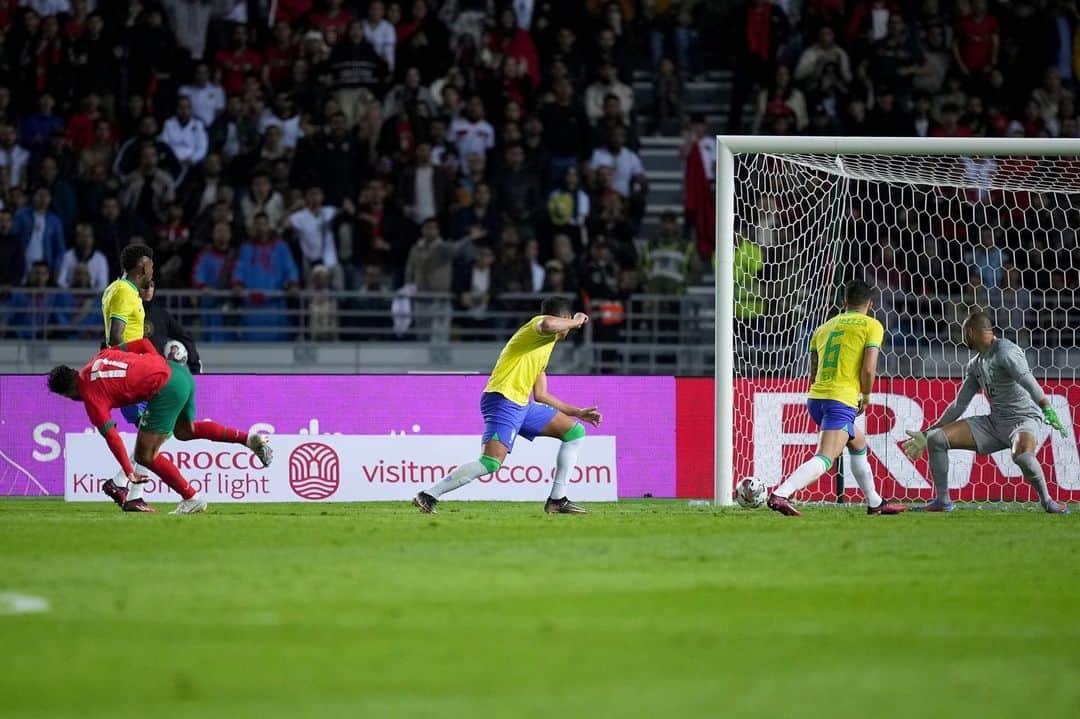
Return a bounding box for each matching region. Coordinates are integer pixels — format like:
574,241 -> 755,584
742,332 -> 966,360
902,430 -> 928,460
1042,406 -> 1067,438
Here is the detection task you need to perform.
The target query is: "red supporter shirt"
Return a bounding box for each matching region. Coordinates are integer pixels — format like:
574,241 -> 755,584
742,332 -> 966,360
955,14 -> 998,72
309,10 -> 354,43
264,45 -> 297,90
76,340 -> 170,433
214,48 -> 264,96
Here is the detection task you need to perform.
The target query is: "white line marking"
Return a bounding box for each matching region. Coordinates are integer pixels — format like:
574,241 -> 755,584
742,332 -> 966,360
0,449 -> 50,496
0,593 -> 50,616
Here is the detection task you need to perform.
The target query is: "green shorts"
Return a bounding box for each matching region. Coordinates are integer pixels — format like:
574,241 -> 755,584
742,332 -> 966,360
140,361 -> 196,436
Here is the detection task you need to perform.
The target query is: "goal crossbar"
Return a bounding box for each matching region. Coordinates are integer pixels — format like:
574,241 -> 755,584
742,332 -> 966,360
713,136 -> 1080,506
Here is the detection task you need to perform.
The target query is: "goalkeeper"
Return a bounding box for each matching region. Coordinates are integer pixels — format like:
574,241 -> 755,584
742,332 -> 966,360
902,310 -> 1069,513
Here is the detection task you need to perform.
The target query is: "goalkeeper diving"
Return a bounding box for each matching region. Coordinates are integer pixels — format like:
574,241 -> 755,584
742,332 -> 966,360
767,280 -> 905,517
902,310 -> 1069,513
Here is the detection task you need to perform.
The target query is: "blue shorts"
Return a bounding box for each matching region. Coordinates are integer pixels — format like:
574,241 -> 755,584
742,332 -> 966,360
806,398 -> 856,439
120,401 -> 148,427
480,392 -> 558,452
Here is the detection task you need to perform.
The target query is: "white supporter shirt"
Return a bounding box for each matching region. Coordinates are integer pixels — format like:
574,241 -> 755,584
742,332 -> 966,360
179,83 -> 226,127
697,136 -> 716,181
26,212 -> 46,265
57,249 -> 110,290
363,19 -> 396,71
288,206 -> 340,268
413,166 -> 437,222
449,118 -> 495,168
588,147 -> 645,198
259,112 -> 304,150
20,0 -> 70,16
0,145 -> 30,187
160,117 -> 209,165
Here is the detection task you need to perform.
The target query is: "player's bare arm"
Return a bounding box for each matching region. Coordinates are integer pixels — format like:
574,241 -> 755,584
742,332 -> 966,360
857,346 -> 879,416
807,350 -> 818,386
107,317 -> 126,347
536,312 -> 588,336
532,372 -> 602,427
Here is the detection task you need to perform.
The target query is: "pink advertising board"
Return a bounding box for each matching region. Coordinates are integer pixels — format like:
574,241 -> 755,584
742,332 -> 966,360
0,375 -> 675,498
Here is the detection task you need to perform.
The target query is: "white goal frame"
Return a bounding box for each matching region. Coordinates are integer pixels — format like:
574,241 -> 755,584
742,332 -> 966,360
713,135 -> 1080,506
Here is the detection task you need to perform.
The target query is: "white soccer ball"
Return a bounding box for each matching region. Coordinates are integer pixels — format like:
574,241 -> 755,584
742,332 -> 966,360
163,340 -> 188,364
735,477 -> 767,509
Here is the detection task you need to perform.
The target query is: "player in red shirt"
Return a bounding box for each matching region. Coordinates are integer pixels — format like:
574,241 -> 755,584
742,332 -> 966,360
47,340 -> 272,514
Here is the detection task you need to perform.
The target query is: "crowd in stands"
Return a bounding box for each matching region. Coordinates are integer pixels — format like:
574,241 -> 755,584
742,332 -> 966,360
0,0 -> 1076,344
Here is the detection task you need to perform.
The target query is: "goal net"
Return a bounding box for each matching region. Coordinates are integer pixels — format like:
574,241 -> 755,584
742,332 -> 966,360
716,137 -> 1080,508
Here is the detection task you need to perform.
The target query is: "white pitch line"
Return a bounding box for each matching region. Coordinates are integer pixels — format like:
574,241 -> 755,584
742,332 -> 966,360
0,593 -> 50,616
0,449 -> 50,496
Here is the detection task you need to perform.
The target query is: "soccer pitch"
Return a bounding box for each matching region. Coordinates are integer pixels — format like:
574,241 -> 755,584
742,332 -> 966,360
1,500 -> 1077,719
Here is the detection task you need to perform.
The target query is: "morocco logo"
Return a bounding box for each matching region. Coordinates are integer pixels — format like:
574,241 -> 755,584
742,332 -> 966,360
288,443 -> 340,500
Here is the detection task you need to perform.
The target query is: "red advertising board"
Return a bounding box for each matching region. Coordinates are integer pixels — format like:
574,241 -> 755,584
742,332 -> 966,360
675,377 -> 1080,502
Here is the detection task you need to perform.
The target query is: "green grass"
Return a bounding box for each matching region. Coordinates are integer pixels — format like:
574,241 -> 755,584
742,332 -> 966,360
1,499 -> 1077,719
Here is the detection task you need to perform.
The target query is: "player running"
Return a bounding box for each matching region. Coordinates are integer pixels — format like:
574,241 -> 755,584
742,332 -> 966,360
46,339 -> 272,514
413,296 -> 602,514
767,280 -> 906,517
901,310 -> 1069,513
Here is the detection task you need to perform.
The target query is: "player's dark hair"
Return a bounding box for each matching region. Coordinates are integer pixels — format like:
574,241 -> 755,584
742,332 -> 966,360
46,365 -> 77,396
964,309 -> 993,331
541,295 -> 573,318
843,280 -> 874,307
120,244 -> 153,273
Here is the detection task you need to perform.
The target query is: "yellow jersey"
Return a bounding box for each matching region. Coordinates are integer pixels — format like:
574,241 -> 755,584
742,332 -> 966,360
483,315 -> 558,405
807,311 -> 885,408
101,278 -> 145,344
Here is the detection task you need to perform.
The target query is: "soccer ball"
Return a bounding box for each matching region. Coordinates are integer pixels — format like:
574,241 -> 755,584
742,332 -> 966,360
163,340 -> 188,364
735,477 -> 767,509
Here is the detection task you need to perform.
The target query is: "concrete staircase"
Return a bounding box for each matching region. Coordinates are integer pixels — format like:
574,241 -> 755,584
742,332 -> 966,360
633,70 -> 741,236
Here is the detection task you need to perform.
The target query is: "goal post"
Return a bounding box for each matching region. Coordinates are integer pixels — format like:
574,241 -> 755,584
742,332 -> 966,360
714,135 -> 1080,507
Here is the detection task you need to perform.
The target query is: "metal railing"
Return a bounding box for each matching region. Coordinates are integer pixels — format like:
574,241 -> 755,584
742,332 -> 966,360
1,287 -> 1076,376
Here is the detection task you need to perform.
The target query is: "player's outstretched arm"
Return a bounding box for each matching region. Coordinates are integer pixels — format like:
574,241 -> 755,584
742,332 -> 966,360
1003,349 -> 1068,438
532,372 -> 602,427
903,374 -> 979,459
536,313 -> 588,336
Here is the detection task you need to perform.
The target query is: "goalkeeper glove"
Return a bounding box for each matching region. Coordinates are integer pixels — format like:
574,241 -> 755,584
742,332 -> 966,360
1042,406 -> 1068,438
902,430 -> 928,460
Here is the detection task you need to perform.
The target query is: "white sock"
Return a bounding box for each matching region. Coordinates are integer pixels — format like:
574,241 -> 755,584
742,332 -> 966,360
848,450 -> 882,507
126,467 -> 144,502
774,454 -> 832,499
428,460 -> 489,498
550,438 -> 582,499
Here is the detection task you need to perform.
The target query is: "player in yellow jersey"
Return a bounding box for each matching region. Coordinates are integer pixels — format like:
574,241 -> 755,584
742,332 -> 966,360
414,296 -> 603,514
102,244 -> 153,347
767,280 -> 906,517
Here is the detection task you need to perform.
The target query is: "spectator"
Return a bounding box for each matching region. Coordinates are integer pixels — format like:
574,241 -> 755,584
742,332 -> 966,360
398,141 -> 453,226
310,0 -> 355,42
450,180 -> 500,247
754,65 -> 809,134
1031,68 -> 1073,128
395,0 -> 451,83
214,24 -> 263,97
912,23 -> 951,96
70,12 -> 118,104
179,152 -> 227,221
546,166 -> 590,250
6,261 -> 72,340
285,186 -> 350,289
95,195 -> 148,277
232,212 -> 301,341
727,0 -> 791,133
57,222 -> 108,290
653,58 -> 684,135
263,21 -> 299,91
683,114 -> 716,259
588,126 -> 646,215
161,96 -> 209,171
241,172 -> 286,232
404,217 -> 455,341
643,211 -> 696,294
953,0 -> 999,77
113,116 -> 181,179
179,63 -> 226,129
452,243 -> 500,337
0,124 -> 30,188
37,155 -> 77,238
796,27 -> 853,89
384,67 -> 436,119
363,0 -> 397,72
20,94 -> 65,155
867,87 -> 910,135
346,263 -> 392,340
585,63 -> 634,124
486,6 -> 541,86
120,145 -> 177,227
870,15 -> 923,97
966,226 -> 1008,290
259,94 -> 304,151
191,221 -> 235,342
587,191 -> 636,268
66,94 -> 104,153
327,20 -> 390,129
0,210 -> 25,288
497,143 -> 541,227
13,187 -> 65,276
307,265 -> 340,340
153,202 -> 192,289
539,79 -> 590,187
67,262 -> 104,340
450,97 -> 496,171
209,95 -> 259,166
930,103 -> 971,137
